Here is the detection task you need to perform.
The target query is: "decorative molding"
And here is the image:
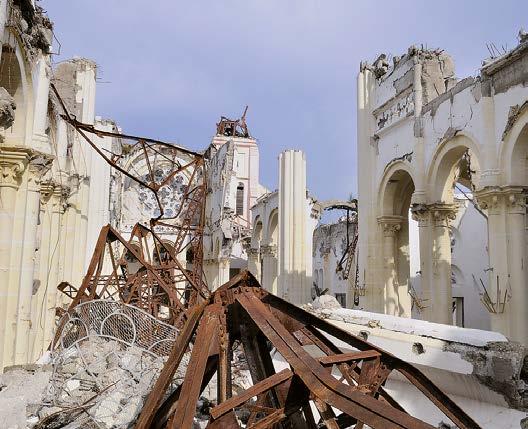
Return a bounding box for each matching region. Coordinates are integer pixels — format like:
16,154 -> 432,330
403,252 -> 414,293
475,186 -> 527,215
28,153 -> 54,192
0,148 -> 31,189
260,244 -> 277,257
430,203 -> 457,226
411,203 -> 457,227
377,215 -> 404,237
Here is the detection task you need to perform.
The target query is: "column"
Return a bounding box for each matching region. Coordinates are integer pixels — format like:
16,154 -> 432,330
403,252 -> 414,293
278,150 -> 309,305
260,244 -> 277,294
217,257 -> 230,288
476,188 -> 509,335
30,183 -> 53,360
377,216 -> 403,316
430,204 -> 457,325
0,150 -> 28,368
246,247 -> 260,282
14,159 -> 49,364
411,204 -> 434,321
505,188 -> 527,343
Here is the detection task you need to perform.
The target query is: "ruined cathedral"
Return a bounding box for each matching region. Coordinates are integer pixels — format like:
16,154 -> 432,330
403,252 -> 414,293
0,1 -> 527,428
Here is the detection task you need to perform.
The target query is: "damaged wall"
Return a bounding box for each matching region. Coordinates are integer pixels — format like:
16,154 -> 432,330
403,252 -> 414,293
303,304 -> 528,428
312,216 -> 357,307
357,32 -> 528,344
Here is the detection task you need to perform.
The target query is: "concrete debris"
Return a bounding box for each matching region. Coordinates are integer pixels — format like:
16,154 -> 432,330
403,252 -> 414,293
502,100 -> 528,140
311,294 -> 342,310
0,365 -> 52,429
445,340 -> 528,410
43,335 -> 180,428
0,87 -> 16,130
11,2 -> 53,59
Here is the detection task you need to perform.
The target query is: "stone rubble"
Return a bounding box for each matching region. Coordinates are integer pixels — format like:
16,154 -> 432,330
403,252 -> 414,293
0,332 -> 259,428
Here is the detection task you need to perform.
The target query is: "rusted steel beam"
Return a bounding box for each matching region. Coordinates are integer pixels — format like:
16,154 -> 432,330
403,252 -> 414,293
318,350 -> 381,366
237,292 -> 435,429
168,304 -> 221,428
261,291 -> 481,429
135,301 -> 207,429
210,369 -> 293,420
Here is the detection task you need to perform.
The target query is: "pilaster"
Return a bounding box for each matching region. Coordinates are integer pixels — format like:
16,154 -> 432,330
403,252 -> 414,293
13,157 -> 51,364
0,148 -> 29,369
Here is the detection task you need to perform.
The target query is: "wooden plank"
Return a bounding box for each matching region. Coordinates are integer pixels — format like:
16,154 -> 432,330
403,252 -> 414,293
313,398 -> 340,429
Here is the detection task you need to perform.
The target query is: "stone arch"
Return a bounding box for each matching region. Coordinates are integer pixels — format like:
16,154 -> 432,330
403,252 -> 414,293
427,133 -> 482,202
378,160 -> 417,217
0,38 -> 32,144
377,161 -> 416,317
251,216 -> 263,248
268,209 -> 278,245
500,106 -> 528,186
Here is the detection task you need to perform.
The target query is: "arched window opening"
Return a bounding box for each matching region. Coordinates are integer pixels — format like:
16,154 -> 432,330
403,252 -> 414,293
236,183 -> 244,216
0,46 -> 24,140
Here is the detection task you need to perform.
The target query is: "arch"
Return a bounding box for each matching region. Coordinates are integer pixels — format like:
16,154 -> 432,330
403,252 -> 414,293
0,41 -> 31,143
251,217 -> 263,248
427,133 -> 482,202
500,106 -> 528,186
268,209 -> 279,245
378,160 -> 416,217
378,161 -> 416,317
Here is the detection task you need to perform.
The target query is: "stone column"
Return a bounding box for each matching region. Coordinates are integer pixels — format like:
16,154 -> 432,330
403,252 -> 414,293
278,150 -> 309,304
261,244 -> 278,294
477,188 -> 510,335
31,183 -> 53,360
377,216 -> 403,316
478,187 -> 528,342
246,247 -> 260,282
504,188 -> 527,343
14,159 -> 49,364
0,150 -> 28,368
217,257 -> 230,288
411,204 -> 434,321
430,204 -> 457,325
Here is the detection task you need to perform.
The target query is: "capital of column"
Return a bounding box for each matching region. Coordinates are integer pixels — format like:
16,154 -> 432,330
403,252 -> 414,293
0,148 -> 31,189
260,244 -> 277,257
411,203 -> 456,226
377,215 -> 404,237
430,203 -> 457,226
475,186 -> 527,215
28,153 -> 54,192
247,247 -> 260,257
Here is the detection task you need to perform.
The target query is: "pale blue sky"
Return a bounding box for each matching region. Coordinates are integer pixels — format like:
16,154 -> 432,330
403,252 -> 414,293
43,1 -> 527,200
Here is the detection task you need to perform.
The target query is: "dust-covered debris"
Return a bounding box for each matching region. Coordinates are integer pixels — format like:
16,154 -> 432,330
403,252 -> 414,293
0,87 -> 16,130
0,365 -> 51,429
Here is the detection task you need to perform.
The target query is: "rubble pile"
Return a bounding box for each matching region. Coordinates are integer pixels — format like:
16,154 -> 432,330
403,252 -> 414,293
43,336 -> 169,428
0,365 -> 52,429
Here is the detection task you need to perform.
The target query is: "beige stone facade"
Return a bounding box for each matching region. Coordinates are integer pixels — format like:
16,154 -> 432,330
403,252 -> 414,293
0,2 -> 116,368
357,35 -> 528,344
